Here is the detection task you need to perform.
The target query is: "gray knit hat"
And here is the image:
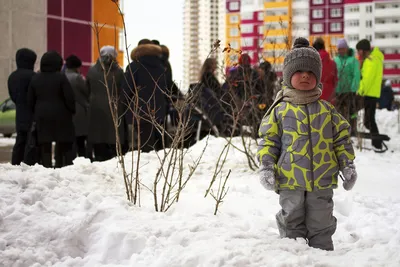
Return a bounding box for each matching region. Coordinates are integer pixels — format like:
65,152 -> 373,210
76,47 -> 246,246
283,37 -> 322,88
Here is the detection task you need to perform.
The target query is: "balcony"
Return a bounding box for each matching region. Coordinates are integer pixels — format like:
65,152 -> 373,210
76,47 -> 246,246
263,42 -> 290,50
292,14 -> 308,23
375,23 -> 400,33
383,69 -> 400,75
374,38 -> 400,47
264,15 -> 290,22
375,8 -> 400,18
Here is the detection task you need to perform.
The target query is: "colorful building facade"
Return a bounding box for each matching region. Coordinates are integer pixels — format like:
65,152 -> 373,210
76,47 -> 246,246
224,0 -> 399,88
47,0 -> 124,74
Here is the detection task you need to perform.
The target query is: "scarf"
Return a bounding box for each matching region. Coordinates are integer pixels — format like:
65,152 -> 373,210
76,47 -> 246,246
264,84 -> 322,116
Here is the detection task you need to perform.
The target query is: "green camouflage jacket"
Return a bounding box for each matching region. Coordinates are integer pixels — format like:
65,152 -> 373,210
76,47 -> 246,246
257,100 -> 355,191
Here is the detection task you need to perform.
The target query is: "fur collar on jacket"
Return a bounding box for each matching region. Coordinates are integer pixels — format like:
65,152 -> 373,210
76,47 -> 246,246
130,44 -> 162,60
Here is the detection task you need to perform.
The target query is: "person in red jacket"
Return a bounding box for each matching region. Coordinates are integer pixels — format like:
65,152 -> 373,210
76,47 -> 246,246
313,38 -> 338,102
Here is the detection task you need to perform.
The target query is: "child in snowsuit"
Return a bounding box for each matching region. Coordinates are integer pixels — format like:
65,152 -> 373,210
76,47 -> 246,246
257,37 -> 357,251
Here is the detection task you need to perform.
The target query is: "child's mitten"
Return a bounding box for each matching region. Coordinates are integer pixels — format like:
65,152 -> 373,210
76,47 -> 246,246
342,163 -> 357,191
260,165 -> 275,191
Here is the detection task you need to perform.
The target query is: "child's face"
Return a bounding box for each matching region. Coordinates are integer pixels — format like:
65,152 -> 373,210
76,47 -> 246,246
291,71 -> 317,90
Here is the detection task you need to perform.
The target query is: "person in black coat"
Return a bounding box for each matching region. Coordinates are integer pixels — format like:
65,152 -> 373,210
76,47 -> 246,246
65,55 -> 90,158
86,46 -> 126,162
27,51 -> 76,168
7,48 -> 37,165
379,79 -> 394,111
124,41 -> 168,152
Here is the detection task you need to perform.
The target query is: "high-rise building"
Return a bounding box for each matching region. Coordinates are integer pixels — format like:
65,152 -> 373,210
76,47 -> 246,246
1,0 -> 124,100
183,0 -> 226,91
344,0 -> 400,90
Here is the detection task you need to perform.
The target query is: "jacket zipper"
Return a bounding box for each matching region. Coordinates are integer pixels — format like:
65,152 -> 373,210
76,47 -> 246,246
305,105 -> 314,190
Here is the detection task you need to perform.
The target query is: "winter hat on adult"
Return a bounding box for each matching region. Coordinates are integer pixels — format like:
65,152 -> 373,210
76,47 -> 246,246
337,39 -> 348,49
65,55 -> 82,69
100,45 -> 117,58
283,37 -> 322,88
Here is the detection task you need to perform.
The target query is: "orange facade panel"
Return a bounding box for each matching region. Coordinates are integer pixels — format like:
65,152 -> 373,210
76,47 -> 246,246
92,26 -> 123,64
264,15 -> 290,22
93,0 -> 123,28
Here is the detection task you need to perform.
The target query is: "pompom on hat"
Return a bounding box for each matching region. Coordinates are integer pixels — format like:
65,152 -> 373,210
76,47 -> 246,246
283,37 -> 322,88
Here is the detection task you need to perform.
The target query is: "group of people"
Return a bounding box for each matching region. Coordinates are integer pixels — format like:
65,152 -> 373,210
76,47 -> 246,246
312,37 -> 385,149
8,39 -> 178,168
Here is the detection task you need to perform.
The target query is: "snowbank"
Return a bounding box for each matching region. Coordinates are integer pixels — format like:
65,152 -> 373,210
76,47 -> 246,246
0,110 -> 400,267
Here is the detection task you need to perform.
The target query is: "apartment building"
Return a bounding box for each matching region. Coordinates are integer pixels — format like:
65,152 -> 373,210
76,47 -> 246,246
344,0 -> 400,89
0,0 -> 124,100
183,0 -> 225,90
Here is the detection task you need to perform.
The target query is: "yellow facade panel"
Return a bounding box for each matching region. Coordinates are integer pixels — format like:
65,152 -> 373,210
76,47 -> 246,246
264,2 -> 290,9
264,15 -> 290,22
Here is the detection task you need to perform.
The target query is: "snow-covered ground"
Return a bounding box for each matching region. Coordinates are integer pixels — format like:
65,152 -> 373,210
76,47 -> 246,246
1,110 -> 400,267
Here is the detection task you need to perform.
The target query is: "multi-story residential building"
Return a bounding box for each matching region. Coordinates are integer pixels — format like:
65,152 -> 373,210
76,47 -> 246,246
183,0 -> 225,91
345,0 -> 400,90
1,0 -> 124,100
309,0 -> 345,53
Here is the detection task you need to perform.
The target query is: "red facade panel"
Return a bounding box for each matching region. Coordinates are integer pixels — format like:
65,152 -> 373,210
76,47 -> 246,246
63,21 -> 92,63
64,0 -> 92,21
47,18 -> 62,54
384,54 -> 400,60
48,0 -> 62,16
384,69 -> 400,75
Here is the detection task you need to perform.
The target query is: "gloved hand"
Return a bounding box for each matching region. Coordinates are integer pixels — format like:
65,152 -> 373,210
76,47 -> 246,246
342,163 -> 357,191
259,165 -> 275,191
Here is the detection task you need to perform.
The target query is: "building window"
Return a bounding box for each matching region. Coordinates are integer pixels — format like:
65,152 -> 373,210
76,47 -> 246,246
366,35 -> 372,41
366,20 -> 373,28
312,23 -> 323,33
240,24 -> 253,34
330,22 -> 342,32
258,25 -> 264,35
330,8 -> 342,18
330,0 -> 341,3
230,40 -> 239,49
230,28 -> 239,37
241,12 -> 253,20
229,15 -> 239,24
229,1 -> 239,11
366,5 -> 373,13
257,11 -> 264,21
313,0 -> 324,4
312,9 -> 324,19
241,37 -> 254,47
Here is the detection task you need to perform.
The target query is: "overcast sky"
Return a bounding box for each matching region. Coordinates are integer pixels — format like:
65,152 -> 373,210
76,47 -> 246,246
123,0 -> 185,87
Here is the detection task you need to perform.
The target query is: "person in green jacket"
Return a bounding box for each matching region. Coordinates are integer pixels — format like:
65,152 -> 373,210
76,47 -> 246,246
356,39 -> 384,149
257,37 -> 356,251
334,39 -> 361,133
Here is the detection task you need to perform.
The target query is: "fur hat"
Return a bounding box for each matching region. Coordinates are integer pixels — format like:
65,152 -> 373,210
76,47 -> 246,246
283,37 -> 322,88
65,55 -> 82,69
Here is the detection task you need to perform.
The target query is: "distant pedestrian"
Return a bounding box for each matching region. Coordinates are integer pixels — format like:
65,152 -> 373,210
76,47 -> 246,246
334,38 -> 361,134
379,79 -> 394,111
356,39 -> 384,150
313,38 -> 338,103
8,48 -> 37,165
27,51 -> 76,168
86,46 -> 126,161
65,55 -> 90,158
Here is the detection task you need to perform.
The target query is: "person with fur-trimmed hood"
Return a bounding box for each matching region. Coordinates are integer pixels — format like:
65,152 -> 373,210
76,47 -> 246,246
123,39 -> 168,152
8,48 -> 37,165
257,37 -> 356,251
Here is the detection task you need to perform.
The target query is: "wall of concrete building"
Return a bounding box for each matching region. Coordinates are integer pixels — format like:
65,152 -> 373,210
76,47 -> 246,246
0,0 -> 47,100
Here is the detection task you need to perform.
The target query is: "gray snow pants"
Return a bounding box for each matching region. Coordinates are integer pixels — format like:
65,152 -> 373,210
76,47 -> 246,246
276,189 -> 337,251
